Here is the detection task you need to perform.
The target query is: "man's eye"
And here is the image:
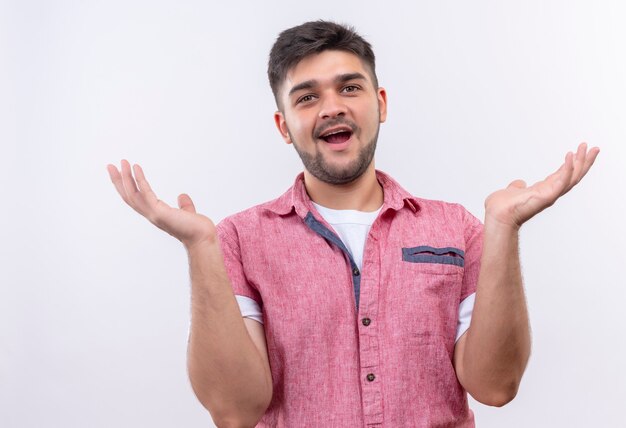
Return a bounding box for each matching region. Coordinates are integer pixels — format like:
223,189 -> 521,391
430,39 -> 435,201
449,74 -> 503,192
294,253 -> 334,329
342,85 -> 360,93
297,94 -> 315,104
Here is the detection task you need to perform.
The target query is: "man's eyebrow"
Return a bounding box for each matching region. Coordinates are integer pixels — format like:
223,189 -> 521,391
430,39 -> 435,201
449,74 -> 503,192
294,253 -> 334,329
288,80 -> 317,97
335,72 -> 367,84
287,73 -> 368,97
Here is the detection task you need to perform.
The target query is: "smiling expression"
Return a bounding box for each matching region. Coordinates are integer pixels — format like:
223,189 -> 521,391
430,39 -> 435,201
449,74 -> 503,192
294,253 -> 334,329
274,50 -> 387,185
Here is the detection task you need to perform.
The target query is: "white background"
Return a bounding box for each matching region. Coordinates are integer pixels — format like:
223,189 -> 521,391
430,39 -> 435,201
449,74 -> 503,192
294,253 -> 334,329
1,1 -> 625,427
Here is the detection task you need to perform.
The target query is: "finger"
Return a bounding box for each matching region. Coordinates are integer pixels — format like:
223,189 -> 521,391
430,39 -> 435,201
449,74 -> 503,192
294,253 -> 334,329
569,142 -> 588,187
551,152 -> 575,196
132,164 -> 157,198
120,160 -> 155,216
544,151 -> 573,182
177,193 -> 196,213
120,159 -> 141,204
584,146 -> 600,170
107,164 -> 132,205
507,179 -> 527,189
131,164 -> 162,215
577,146 -> 600,183
567,143 -> 600,191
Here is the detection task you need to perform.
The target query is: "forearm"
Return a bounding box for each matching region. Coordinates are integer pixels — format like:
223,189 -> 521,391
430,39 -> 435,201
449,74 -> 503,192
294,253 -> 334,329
458,221 -> 531,406
186,240 -> 272,426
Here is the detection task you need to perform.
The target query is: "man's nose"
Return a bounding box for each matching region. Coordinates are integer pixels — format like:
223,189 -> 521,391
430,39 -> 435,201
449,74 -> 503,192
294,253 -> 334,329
318,93 -> 347,119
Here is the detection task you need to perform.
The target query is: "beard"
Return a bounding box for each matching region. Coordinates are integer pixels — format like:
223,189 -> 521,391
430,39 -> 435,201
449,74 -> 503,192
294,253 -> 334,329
288,118 -> 379,185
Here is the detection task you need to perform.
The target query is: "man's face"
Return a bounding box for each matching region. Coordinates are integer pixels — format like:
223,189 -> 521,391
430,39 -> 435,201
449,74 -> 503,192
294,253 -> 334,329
274,50 -> 387,185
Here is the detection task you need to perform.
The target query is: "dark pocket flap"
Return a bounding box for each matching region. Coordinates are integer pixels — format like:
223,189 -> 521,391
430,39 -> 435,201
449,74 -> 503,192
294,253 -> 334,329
402,246 -> 465,267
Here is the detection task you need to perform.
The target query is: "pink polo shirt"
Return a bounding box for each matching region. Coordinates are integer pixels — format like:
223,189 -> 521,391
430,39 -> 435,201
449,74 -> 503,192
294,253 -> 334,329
216,170 -> 483,427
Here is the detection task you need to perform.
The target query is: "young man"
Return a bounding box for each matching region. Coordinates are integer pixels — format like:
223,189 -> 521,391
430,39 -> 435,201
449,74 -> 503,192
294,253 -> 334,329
107,21 -> 599,427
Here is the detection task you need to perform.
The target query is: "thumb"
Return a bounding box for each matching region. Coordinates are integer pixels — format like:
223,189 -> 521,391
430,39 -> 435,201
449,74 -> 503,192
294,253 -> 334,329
507,179 -> 527,189
177,193 -> 196,213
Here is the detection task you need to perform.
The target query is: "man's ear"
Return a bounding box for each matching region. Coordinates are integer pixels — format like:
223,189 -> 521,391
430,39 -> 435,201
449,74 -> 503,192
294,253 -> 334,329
274,111 -> 292,145
377,87 -> 388,123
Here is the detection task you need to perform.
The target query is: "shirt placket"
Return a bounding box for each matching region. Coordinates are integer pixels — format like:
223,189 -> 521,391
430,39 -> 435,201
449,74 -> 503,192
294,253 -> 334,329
303,210 -> 384,426
359,221 -> 383,426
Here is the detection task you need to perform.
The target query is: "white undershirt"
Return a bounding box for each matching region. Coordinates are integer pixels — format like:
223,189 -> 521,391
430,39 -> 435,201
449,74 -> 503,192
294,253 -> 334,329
236,202 -> 475,342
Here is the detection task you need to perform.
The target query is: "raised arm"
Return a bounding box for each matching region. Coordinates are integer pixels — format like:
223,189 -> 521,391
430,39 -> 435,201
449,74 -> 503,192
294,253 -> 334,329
453,143 -> 600,406
107,160 -> 272,426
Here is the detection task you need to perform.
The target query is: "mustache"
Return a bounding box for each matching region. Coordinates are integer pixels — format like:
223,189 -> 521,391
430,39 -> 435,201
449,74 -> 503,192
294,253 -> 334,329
313,118 -> 359,139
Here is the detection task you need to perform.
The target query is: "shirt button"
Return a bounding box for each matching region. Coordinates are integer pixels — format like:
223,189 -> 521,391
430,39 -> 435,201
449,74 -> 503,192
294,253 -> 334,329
362,317 -> 371,326
353,267 -> 360,276
366,373 -> 375,382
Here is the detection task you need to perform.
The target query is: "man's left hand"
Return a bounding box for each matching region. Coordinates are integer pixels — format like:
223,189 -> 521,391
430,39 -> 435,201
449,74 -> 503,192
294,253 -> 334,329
484,142 -> 600,230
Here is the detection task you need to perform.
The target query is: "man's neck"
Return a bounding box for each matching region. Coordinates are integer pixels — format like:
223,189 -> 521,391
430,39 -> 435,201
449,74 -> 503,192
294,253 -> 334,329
303,163 -> 383,212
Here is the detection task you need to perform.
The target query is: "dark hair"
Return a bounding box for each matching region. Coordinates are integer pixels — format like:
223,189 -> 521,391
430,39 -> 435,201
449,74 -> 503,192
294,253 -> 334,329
268,20 -> 377,107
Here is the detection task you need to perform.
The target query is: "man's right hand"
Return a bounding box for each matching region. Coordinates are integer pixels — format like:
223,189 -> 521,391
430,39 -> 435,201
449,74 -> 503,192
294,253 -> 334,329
107,159 -> 216,250
108,160 -> 272,425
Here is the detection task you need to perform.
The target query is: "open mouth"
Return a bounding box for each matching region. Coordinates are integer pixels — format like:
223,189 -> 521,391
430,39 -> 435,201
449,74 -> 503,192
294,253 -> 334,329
319,128 -> 353,144
322,131 -> 352,144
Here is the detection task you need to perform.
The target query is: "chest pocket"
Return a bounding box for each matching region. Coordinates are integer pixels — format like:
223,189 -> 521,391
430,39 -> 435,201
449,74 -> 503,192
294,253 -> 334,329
395,245 -> 465,341
402,245 -> 464,269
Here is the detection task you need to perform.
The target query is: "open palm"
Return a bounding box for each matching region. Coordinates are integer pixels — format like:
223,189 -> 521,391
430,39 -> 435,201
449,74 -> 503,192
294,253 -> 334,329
107,160 -> 216,248
485,143 -> 600,229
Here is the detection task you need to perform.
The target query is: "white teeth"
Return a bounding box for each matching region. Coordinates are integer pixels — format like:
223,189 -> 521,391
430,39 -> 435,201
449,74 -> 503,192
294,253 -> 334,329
322,129 -> 350,137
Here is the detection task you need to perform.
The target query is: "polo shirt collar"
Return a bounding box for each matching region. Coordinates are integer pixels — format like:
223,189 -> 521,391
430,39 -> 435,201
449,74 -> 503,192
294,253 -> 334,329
266,170 -> 420,217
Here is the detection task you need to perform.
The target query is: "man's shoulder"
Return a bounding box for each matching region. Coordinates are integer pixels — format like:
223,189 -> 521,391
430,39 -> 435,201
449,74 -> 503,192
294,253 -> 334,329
376,170 -> 473,217
216,186 -> 295,235
385,176 -> 481,229
218,196 -> 284,224
412,195 -> 483,232
413,195 -> 468,212
218,172 -> 308,233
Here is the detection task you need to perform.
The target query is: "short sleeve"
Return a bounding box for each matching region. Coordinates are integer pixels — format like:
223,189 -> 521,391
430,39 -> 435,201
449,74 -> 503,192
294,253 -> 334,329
455,292 -> 475,342
216,218 -> 263,306
236,295 -> 264,324
460,208 -> 483,301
